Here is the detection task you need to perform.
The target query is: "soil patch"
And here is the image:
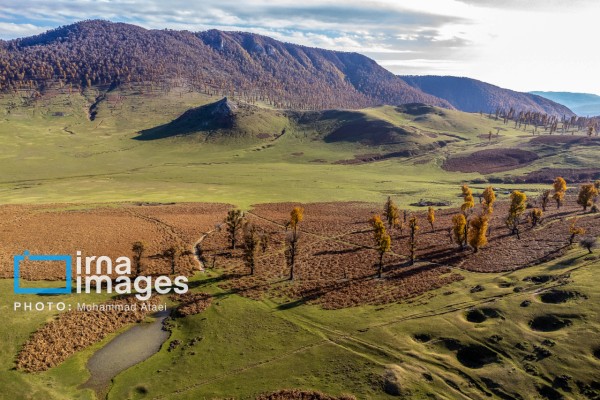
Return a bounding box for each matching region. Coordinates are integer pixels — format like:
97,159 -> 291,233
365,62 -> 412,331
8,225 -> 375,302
443,148 -> 539,174
529,315 -> 572,332
256,390 -> 356,400
456,345 -> 499,369
529,135 -> 600,146
517,168 -> 600,184
333,150 -> 419,165
593,348 -> 600,360
0,203 -> 230,280
409,200 -> 451,207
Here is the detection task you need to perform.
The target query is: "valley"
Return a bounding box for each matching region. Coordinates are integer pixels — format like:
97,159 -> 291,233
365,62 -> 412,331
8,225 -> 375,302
1,84 -> 597,208
1,19 -> 599,400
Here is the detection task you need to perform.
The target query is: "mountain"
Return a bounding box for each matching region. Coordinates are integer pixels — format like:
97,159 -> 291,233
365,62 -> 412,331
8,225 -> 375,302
0,20 -> 452,110
529,91 -> 600,116
401,75 -> 574,117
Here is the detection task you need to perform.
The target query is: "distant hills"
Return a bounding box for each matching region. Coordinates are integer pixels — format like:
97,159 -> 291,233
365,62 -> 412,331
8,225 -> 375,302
401,76 -> 574,117
0,20 -> 451,110
529,91 -> 600,116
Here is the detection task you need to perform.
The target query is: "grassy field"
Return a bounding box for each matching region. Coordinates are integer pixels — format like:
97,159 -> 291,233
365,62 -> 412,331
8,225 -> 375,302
1,87 -> 593,208
2,247 -> 598,399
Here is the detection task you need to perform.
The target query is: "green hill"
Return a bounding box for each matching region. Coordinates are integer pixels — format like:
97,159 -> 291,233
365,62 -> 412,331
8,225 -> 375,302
136,97 -> 288,143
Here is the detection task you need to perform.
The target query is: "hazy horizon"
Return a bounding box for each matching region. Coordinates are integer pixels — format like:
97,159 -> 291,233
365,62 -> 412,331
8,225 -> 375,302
0,0 -> 597,95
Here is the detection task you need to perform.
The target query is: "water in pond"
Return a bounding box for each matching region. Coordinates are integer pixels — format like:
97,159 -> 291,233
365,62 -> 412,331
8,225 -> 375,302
81,309 -> 171,396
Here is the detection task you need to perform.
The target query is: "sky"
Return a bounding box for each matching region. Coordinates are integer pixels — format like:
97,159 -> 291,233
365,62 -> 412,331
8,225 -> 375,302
0,0 -> 598,94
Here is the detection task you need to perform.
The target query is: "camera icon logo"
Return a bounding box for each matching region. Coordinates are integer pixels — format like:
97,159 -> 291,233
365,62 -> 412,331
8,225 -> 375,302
13,251 -> 72,294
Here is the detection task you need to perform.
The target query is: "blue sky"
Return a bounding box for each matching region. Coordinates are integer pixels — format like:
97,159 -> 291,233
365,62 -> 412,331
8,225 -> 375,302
0,0 -> 598,94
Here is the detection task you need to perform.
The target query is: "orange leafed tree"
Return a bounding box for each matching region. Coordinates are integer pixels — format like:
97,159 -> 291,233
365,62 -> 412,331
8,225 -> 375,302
468,215 -> 489,253
461,184 -> 475,214
370,215 -> 391,278
427,207 -> 435,232
482,186 -> 496,215
506,190 -> 527,239
529,208 -> 543,227
377,233 -> 391,278
553,177 -> 567,209
383,197 -> 400,230
290,206 -> 304,232
577,184 -> 599,212
452,214 -> 467,249
569,218 -> 585,244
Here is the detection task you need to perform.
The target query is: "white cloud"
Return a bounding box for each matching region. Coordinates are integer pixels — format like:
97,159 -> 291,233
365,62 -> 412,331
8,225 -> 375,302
0,22 -> 51,39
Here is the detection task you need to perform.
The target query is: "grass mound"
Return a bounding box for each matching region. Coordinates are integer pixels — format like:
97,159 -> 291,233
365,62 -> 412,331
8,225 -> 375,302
137,97 -> 287,142
529,315 -> 573,332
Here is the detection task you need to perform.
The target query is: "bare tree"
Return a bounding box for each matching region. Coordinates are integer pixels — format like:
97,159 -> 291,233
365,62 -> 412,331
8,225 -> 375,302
285,230 -> 301,280
224,209 -> 245,249
131,241 -> 146,276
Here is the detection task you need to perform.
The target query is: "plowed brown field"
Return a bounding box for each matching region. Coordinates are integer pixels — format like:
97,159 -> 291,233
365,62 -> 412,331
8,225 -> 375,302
3,197 -> 598,311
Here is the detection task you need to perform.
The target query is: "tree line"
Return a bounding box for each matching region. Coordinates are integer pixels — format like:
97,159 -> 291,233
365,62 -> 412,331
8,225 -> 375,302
492,107 -> 599,136
370,178 -> 598,278
196,178 -> 598,282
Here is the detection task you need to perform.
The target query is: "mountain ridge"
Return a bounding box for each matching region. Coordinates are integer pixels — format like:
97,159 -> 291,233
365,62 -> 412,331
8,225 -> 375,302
0,20 -> 452,110
0,20 -> 576,116
401,75 -> 574,117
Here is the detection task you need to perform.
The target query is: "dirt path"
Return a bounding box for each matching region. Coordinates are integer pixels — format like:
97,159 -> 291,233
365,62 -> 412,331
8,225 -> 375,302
192,230 -> 214,271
